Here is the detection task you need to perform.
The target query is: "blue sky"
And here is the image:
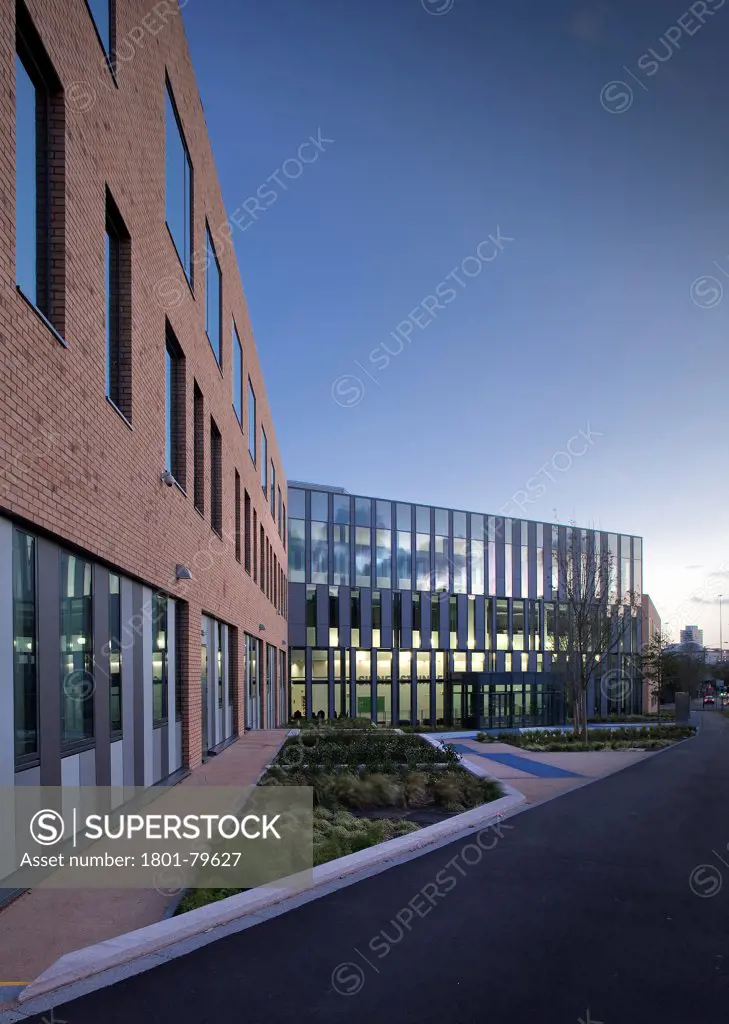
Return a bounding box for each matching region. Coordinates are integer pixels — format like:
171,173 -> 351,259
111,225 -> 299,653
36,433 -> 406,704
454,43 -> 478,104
181,0 -> 729,644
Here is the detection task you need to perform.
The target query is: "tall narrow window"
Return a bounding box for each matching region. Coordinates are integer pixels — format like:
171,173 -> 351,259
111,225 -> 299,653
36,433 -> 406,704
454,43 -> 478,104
278,487 -> 282,535
165,78 -> 193,282
13,529 -> 38,762
205,225 -> 222,364
105,190 -> 131,419
60,552 -> 94,747
86,0 -> 112,58
210,417 -> 222,536
261,428 -> 268,495
252,509 -> 258,581
109,573 -> 122,735
270,461 -> 276,518
152,593 -> 168,724
289,519 -> 305,582
248,379 -> 256,463
193,382 -> 204,512
232,321 -> 243,425
260,525 -> 265,590
16,5 -> 65,332
165,324 -> 186,488
244,490 -> 251,573
234,471 -> 241,562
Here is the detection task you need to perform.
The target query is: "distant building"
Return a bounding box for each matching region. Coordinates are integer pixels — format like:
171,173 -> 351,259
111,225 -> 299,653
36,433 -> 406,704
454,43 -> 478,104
681,625 -> 704,645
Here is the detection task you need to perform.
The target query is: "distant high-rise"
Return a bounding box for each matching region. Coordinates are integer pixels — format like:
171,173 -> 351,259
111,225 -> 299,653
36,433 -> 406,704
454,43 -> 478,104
681,625 -> 704,646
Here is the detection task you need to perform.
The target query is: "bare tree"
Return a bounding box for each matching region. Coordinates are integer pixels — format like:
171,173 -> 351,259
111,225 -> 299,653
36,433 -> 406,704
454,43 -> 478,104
639,628 -> 672,722
556,532 -> 639,741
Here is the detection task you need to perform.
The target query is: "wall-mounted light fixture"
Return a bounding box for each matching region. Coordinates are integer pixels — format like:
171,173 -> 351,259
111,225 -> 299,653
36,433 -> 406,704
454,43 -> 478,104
161,470 -> 175,487
259,624 -> 266,632
176,564 -> 193,581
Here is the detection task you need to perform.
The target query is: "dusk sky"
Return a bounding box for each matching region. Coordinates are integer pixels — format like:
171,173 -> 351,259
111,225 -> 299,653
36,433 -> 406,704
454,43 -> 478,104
182,0 -> 729,645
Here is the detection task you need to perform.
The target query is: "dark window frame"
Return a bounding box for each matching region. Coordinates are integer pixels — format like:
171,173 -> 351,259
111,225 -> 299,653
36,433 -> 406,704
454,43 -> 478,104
165,322 -> 186,490
210,416 -> 223,537
105,188 -> 132,422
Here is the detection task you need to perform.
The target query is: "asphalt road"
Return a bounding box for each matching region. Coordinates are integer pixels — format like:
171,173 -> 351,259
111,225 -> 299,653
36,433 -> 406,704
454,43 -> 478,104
24,710 -> 729,1024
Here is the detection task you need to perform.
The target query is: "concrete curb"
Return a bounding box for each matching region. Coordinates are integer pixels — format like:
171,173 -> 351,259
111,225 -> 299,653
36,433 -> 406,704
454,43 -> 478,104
15,785 -> 522,1010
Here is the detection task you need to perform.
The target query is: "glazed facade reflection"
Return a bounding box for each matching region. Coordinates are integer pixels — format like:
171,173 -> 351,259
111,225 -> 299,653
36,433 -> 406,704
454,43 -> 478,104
288,483 -> 644,726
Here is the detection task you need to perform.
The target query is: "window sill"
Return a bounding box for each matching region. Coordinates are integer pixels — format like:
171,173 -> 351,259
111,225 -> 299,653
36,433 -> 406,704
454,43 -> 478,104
110,731 -> 123,743
212,527 -> 223,541
61,740 -> 96,758
153,719 -> 169,730
106,397 -> 134,431
195,504 -> 206,521
15,757 -> 40,773
16,287 -> 68,348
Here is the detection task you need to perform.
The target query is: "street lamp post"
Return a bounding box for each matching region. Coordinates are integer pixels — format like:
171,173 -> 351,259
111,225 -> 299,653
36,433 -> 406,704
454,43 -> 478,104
720,594 -> 724,662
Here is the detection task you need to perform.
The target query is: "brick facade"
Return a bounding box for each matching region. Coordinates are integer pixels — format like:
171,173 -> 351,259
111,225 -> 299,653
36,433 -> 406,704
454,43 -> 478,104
0,0 -> 288,772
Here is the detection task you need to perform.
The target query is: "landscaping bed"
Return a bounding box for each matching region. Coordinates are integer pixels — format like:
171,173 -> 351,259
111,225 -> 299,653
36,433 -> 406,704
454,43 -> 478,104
175,729 -> 503,916
475,725 -> 695,752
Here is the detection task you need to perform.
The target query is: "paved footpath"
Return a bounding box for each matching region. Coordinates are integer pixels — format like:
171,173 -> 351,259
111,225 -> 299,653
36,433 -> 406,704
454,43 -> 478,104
20,712 -> 729,1023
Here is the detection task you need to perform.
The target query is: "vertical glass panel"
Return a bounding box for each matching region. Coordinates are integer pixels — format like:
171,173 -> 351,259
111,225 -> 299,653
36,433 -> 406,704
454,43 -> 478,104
354,497 -> 371,526
13,530 -> 37,759
504,518 -> 512,544
530,600 -> 541,652
513,600 -> 525,651
416,534 -> 431,590
412,593 -> 421,649
205,227 -> 221,364
453,652 -> 467,672
333,525 -> 349,586
289,488 -> 305,518
435,536 -> 450,590
355,650 -> 371,680
399,650 -> 412,679
376,651 -> 392,680
333,494 -> 350,523
431,593 -> 440,648
397,503 -> 412,531
536,547 -> 544,599
165,84 -> 192,280
397,532 -> 412,589
496,598 -> 509,650
248,380 -> 256,462
310,523 -> 328,583
435,652 -> 446,679
372,591 -> 381,648
521,543 -> 529,598
471,514 -> 484,542
311,491 -> 328,522
471,652 -> 485,672
449,596 -> 457,649
15,55 -> 39,303
485,598 -> 492,649
536,523 -> 543,547
88,0 -> 110,54
453,538 -> 467,594
393,592 -> 402,647
545,602 -> 556,651
467,596 -> 475,650
435,509 -> 449,535
355,526 -> 371,586
109,574 -> 122,734
504,543 -> 512,598
312,650 -> 328,680
288,519 -> 305,582
375,530 -> 391,588
471,539 -> 484,594
261,429 -> 268,495
416,652 -> 430,680
232,322 -> 243,424
375,500 -> 391,529
60,553 -> 94,745
453,512 -> 467,539
488,540 -> 496,595
152,593 -> 168,723
311,683 -> 329,718
416,506 -> 430,533
634,537 -> 642,559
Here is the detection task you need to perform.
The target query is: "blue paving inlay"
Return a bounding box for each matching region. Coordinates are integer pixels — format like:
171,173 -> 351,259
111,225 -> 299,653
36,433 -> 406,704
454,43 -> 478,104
451,744 -> 583,778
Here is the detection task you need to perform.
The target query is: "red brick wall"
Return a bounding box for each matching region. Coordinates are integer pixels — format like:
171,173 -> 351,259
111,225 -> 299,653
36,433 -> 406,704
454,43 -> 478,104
0,0 -> 288,767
